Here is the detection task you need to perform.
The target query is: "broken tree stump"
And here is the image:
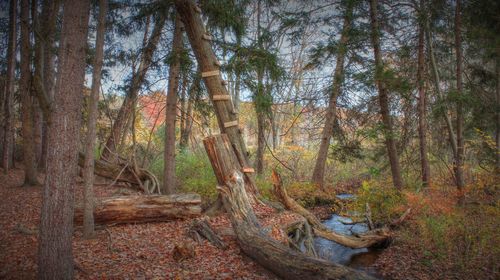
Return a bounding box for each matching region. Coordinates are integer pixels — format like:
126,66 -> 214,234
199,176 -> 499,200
74,194 -> 201,226
189,218 -> 227,249
203,134 -> 375,280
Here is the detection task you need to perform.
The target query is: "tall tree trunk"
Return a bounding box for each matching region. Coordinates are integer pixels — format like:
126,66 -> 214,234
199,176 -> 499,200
496,57 -> 500,173
233,38 -> 242,113
180,76 -> 198,149
163,15 -> 183,194
39,0 -> 61,170
174,0 -> 259,197
31,0 -> 44,167
311,2 -> 353,188
33,98 -> 44,168
179,73 -> 188,147
255,0 -> 265,175
82,0 -> 107,239
2,0 -> 17,173
270,110 -> 278,150
38,0 -> 90,278
101,14 -> 166,162
417,1 -> 431,187
256,108 -> 265,174
369,0 -> 403,190
425,19 -> 458,158
454,0 -> 465,189
20,0 -> 39,186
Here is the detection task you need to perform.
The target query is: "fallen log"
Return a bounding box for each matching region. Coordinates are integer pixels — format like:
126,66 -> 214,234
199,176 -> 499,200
74,194 -> 201,226
272,170 -> 390,249
204,134 -> 375,280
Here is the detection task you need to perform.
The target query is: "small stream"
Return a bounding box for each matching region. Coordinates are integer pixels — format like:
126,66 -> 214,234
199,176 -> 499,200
314,194 -> 382,277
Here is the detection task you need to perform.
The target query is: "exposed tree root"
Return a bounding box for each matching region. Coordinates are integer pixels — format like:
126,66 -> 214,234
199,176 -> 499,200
78,152 -> 160,194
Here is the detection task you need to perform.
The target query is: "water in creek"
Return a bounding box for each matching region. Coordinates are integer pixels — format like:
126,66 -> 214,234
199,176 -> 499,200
314,194 -> 382,277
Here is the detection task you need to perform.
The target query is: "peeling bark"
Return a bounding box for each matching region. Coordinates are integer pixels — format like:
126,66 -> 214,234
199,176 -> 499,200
74,194 -> 201,226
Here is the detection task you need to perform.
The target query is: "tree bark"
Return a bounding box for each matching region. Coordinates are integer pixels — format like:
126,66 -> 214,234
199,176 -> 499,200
101,14 -> 166,163
37,0 -> 90,278
20,0 -> 39,186
203,134 -> 375,280
256,109 -> 266,174
255,0 -> 265,175
496,57 -> 500,173
454,0 -> 465,189
417,1 -> 431,187
175,0 -> 259,197
368,0 -> 403,190
163,15 -> 184,194
180,75 -> 199,149
39,0 -> 61,170
82,0 -> 107,239
31,0 -> 43,168
2,0 -> 17,173
179,73 -> 188,148
311,2 -> 353,188
74,194 -> 201,226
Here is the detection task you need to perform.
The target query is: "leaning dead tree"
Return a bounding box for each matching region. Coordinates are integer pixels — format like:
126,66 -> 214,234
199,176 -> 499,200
203,134 -> 375,280
74,194 -> 201,226
78,153 -> 160,194
175,0 -> 259,198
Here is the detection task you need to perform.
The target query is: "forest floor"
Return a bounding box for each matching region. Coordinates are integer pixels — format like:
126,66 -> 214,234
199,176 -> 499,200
0,167 -> 301,279
1,167 -> 497,279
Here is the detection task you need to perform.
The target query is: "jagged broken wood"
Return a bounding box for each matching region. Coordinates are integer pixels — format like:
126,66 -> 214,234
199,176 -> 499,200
284,218 -> 317,257
74,194 -> 201,226
272,170 -> 391,249
189,218 -> 227,249
203,134 -> 375,280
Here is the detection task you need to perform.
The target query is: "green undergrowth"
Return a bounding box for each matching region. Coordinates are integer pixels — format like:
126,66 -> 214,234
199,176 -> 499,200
175,151 -> 218,203
353,179 -> 407,225
401,203 -> 499,277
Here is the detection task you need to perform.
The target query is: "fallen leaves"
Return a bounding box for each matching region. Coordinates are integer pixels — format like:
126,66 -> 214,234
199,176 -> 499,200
0,169 -> 289,279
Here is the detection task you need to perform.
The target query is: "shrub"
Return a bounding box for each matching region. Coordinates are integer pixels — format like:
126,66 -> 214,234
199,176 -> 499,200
286,181 -> 338,208
175,151 -> 217,203
354,179 -> 407,225
402,204 -> 499,277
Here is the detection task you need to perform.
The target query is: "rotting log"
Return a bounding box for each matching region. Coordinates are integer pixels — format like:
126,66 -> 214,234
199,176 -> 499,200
74,194 -> 201,226
272,170 -> 390,249
204,134 -> 375,280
